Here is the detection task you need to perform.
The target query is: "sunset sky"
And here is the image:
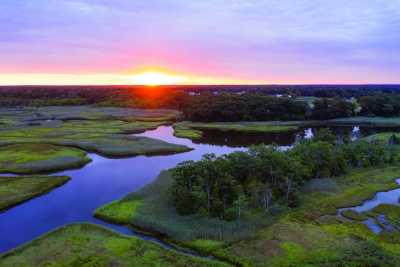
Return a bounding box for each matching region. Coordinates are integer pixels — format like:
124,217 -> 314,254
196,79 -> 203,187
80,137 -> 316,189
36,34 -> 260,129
0,1 -> 399,85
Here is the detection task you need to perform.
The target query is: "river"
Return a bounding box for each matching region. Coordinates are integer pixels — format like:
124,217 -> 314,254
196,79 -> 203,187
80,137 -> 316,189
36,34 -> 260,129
0,125 -> 398,253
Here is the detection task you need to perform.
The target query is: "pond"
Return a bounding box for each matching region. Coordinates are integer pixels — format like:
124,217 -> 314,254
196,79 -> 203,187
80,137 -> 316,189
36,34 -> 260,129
0,125 -> 399,253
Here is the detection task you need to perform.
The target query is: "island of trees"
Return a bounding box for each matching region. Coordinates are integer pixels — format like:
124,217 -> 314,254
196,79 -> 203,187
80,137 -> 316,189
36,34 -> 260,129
171,129 -> 399,220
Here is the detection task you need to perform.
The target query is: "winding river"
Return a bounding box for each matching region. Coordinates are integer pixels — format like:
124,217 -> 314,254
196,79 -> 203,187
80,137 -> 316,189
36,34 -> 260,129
1,125 -> 399,253
0,126 -> 245,253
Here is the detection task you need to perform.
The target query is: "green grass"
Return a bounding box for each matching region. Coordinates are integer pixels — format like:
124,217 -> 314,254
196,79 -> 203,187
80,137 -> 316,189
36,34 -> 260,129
0,106 -> 181,122
95,171 -> 269,254
0,223 -> 229,267
0,175 -> 70,212
173,121 -> 300,140
0,144 -> 91,174
0,107 -> 191,158
341,210 -> 368,221
371,204 -> 400,224
173,122 -> 203,139
214,165 -> 400,266
94,199 -> 141,224
96,165 -> 400,266
325,116 -> 400,127
297,166 -> 400,218
363,132 -> 400,142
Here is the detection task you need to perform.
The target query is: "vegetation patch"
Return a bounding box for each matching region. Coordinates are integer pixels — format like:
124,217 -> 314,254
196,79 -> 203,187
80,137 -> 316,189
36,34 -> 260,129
215,165 -> 400,266
95,171 -> 269,252
95,130 -> 400,266
0,223 -> 229,267
372,204 -> 400,220
0,144 -> 91,174
298,166 -> 400,219
94,199 -> 141,225
341,210 -> 368,221
326,116 -> 400,127
173,122 -> 203,139
370,204 -> 400,228
173,121 -> 300,140
0,107 -> 191,158
0,175 -> 70,212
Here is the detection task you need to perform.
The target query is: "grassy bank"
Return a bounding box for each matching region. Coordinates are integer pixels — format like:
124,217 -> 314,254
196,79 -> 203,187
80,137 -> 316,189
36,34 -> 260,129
217,165 -> 400,266
325,116 -> 400,127
95,171 -> 269,254
173,121 -> 300,140
0,144 -> 91,174
173,117 -> 400,141
0,223 -> 229,267
95,164 -> 400,266
0,175 -> 70,212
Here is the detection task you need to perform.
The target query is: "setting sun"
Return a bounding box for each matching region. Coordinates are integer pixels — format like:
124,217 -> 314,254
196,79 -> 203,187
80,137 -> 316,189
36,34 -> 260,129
129,71 -> 188,86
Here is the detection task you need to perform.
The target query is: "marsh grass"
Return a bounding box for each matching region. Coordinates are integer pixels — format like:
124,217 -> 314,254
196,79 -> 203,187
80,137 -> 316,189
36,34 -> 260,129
0,175 -> 70,212
0,144 -> 91,174
0,223 -> 229,267
174,122 -> 300,140
216,165 -> 400,266
0,108 -> 191,158
96,171 -> 271,245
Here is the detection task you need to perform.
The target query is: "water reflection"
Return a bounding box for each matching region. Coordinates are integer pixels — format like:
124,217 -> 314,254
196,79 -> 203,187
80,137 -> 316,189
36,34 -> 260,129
1,125 -> 400,252
191,126 -> 400,147
0,126 -> 244,253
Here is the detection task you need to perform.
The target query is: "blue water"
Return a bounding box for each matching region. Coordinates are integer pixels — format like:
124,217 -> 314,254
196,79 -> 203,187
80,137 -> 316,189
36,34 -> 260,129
1,125 -> 399,253
0,126 -> 245,253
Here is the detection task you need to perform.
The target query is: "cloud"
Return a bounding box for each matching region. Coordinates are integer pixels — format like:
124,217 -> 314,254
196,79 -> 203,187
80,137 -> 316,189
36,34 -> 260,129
0,0 -> 399,82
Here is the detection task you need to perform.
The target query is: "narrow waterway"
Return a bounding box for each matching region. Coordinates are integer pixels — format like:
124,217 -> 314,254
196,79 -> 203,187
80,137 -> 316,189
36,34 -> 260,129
339,179 -> 400,234
0,125 -> 398,253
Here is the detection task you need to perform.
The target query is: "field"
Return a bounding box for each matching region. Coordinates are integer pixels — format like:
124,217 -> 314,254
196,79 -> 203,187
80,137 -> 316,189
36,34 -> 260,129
0,223 -> 229,267
0,175 -> 70,212
95,165 -> 400,266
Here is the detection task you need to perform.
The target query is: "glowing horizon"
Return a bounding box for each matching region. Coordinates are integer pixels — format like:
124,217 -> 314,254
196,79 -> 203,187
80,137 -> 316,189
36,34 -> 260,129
0,1 -> 399,85
0,71 -> 269,86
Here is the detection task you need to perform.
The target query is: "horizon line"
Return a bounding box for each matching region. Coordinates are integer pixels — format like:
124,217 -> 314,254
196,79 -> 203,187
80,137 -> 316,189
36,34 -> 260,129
1,83 -> 400,87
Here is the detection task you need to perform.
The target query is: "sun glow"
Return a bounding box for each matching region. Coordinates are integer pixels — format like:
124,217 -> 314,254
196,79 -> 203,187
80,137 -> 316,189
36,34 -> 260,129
129,71 -> 188,86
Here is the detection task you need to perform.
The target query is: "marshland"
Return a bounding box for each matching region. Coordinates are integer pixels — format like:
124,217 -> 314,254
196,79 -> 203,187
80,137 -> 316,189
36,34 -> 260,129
1,86 -> 400,266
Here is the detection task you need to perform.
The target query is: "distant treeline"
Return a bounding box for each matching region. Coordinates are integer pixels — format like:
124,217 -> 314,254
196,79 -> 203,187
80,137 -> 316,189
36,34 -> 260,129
1,85 -> 400,120
171,129 -> 399,221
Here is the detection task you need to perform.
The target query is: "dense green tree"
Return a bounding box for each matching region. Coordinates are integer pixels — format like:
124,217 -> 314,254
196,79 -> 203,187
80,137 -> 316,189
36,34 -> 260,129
171,129 -> 396,221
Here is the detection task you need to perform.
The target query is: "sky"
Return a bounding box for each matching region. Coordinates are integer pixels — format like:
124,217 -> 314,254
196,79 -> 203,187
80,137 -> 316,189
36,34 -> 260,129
0,0 -> 399,85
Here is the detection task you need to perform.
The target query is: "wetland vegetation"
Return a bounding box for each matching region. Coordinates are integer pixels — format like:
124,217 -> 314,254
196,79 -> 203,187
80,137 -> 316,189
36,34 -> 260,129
0,144 -> 91,174
0,223 -> 228,267
3,86 -> 400,266
0,175 -> 70,212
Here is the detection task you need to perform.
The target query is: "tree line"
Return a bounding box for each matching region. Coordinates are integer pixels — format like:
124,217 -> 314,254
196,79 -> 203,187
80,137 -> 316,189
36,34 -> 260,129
170,130 -> 398,221
2,86 -> 400,119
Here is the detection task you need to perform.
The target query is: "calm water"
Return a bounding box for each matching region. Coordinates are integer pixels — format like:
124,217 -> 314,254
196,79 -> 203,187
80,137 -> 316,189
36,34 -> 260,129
193,126 -> 400,147
1,125 -> 399,253
0,126 -> 244,253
